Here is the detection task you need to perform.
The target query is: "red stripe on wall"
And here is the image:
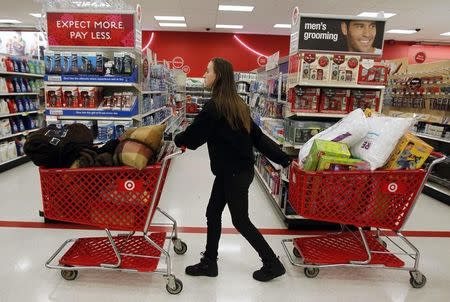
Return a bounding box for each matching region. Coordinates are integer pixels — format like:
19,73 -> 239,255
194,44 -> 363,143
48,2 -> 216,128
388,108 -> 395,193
0,221 -> 449,237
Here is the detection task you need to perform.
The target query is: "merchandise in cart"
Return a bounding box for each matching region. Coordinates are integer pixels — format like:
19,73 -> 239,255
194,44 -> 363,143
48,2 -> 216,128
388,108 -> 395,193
281,152 -> 446,288
42,143 -> 187,294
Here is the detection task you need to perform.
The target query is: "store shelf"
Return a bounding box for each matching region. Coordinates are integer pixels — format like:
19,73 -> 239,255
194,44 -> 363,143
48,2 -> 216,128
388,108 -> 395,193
166,113 -> 184,132
45,81 -> 140,89
142,91 -> 169,95
288,112 -> 347,119
0,110 -> 41,118
55,115 -> 138,121
424,182 -> 450,206
0,92 -> 40,96
0,155 -> 30,172
254,167 -> 279,201
260,128 -> 302,149
0,71 -> 44,78
0,128 -> 39,140
237,91 -> 250,95
138,106 -> 166,119
236,80 -> 252,84
157,115 -> 172,125
295,82 -> 385,90
412,132 -> 450,144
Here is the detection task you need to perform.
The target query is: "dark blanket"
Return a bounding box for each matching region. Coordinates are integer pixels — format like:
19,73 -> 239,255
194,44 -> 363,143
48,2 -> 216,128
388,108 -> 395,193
24,124 -> 94,168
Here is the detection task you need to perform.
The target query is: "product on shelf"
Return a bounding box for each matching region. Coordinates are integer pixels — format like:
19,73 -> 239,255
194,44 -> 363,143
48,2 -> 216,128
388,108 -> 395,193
329,55 -> 360,83
350,90 -> 380,111
285,120 -> 333,145
289,86 -> 321,112
384,132 -> 433,170
303,139 -> 351,171
46,86 -> 63,108
0,119 -> 12,137
316,155 -> 370,171
358,63 -> 388,85
319,88 -> 350,113
300,53 -> 331,82
62,87 -> 79,108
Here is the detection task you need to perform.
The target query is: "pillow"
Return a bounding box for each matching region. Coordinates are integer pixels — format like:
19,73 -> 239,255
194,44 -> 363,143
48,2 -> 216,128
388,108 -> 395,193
351,116 -> 414,170
114,140 -> 154,170
129,124 -> 166,152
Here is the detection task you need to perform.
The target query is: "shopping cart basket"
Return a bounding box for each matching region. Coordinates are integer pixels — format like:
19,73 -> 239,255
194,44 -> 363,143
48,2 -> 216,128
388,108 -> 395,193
42,143 -> 187,294
281,152 -> 446,288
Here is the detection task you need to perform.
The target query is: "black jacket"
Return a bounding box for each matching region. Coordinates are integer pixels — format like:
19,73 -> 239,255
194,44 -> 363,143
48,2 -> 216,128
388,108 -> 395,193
174,100 -> 291,175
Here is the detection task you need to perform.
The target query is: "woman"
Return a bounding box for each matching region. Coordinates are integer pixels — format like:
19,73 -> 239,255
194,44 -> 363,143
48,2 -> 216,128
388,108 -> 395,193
174,58 -> 291,282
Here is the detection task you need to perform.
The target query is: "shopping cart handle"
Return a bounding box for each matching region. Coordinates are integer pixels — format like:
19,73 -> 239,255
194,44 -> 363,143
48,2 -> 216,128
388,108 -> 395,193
431,151 -> 446,159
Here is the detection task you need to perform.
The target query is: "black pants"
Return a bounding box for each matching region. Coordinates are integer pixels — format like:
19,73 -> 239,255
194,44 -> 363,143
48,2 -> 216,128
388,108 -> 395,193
204,168 -> 277,262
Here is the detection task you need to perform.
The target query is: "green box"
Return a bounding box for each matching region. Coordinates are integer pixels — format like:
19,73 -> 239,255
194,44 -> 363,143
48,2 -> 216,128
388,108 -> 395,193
317,156 -> 370,171
303,140 -> 351,171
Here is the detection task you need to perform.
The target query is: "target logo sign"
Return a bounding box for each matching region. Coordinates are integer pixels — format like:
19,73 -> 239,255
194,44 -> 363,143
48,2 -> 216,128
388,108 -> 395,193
292,6 -> 300,26
117,179 -> 143,192
257,56 -> 268,66
172,56 -> 184,69
182,65 -> 191,74
382,181 -> 406,195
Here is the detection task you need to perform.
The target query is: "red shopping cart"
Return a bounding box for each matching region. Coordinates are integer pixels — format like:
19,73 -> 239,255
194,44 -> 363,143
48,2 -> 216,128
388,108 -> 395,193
281,152 -> 446,288
42,143 -> 187,294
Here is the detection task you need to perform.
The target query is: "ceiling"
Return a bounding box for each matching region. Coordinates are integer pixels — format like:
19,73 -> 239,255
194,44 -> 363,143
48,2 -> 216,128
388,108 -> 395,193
1,0 -> 450,43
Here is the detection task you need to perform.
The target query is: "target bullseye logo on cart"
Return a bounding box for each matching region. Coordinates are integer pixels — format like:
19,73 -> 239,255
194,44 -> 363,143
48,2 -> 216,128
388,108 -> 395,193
124,180 -> 135,191
117,179 -> 143,192
388,182 -> 398,193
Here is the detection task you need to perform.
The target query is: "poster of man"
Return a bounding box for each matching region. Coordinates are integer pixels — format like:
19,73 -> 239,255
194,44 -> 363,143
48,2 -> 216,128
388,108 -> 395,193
297,15 -> 386,56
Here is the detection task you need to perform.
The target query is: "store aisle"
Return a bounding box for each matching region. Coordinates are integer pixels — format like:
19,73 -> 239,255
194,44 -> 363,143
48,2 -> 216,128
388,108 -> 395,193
0,145 -> 449,301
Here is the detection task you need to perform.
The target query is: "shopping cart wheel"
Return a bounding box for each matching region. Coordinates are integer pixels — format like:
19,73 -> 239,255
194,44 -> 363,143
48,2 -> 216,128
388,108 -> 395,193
304,267 -> 319,278
409,271 -> 427,288
293,247 -> 301,258
61,269 -> 78,281
173,240 -> 188,255
166,277 -> 183,294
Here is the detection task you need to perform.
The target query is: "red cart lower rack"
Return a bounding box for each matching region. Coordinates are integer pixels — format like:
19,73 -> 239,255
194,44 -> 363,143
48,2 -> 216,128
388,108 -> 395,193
42,143 -> 187,295
281,152 -> 446,288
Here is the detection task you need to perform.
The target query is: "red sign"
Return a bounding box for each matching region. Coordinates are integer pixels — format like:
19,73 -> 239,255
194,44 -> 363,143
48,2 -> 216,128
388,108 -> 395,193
415,52 -> 426,64
46,12 -> 135,47
172,56 -> 184,69
257,56 -> 268,66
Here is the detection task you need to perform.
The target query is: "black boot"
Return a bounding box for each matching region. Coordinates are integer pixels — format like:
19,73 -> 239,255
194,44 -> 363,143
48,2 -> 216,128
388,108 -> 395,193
253,257 -> 286,282
185,256 -> 218,277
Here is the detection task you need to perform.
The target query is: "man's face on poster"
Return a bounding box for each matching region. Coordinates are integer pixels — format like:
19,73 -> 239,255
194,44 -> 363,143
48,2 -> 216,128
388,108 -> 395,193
341,20 -> 377,53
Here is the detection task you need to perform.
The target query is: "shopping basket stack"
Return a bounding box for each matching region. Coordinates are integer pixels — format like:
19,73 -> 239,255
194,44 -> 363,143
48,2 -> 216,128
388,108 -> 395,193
282,153 -> 446,288
42,143 -> 187,294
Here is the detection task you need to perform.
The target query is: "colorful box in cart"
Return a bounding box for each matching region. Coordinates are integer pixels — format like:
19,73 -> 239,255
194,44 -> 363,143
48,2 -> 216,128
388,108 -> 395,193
303,140 -> 351,171
384,132 -> 433,170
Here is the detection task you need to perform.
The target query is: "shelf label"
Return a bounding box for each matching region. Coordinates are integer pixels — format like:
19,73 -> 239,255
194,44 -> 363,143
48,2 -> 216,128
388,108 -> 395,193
47,12 -> 135,48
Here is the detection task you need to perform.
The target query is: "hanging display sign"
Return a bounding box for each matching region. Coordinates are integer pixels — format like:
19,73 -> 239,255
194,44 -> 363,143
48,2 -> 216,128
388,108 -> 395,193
292,14 -> 386,56
46,12 -> 135,47
266,51 -> 280,71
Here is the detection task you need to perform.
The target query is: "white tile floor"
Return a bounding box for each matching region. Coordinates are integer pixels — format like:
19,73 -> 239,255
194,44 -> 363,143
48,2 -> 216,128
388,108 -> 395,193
0,145 -> 449,301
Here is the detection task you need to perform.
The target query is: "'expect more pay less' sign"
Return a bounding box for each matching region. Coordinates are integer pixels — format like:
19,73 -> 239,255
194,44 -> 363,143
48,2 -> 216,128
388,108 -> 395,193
46,12 -> 135,47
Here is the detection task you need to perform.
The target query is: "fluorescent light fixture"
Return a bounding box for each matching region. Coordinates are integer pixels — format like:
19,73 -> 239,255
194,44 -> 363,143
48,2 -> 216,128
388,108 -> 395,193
386,29 -> 417,34
154,16 -> 185,21
216,24 -> 243,29
358,12 -> 396,18
29,13 -> 42,18
159,22 -> 187,27
0,19 -> 22,24
440,32 -> 450,36
218,5 -> 254,12
73,1 -> 110,8
274,24 -> 291,29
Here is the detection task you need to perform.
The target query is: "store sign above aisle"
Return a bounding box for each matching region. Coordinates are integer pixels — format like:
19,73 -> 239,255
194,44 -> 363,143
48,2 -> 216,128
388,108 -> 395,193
266,51 -> 280,71
46,12 -> 135,48
291,14 -> 386,57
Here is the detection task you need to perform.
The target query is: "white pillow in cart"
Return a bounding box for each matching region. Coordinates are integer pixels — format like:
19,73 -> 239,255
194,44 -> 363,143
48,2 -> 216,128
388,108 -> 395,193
351,116 -> 414,170
298,109 -> 369,165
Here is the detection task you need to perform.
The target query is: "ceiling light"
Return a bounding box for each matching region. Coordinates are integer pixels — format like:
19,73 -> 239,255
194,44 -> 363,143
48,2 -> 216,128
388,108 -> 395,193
440,32 -> 450,36
218,5 -> 254,12
29,13 -> 42,18
386,29 -> 417,34
216,24 -> 244,29
159,22 -> 187,28
0,19 -> 22,24
154,16 -> 185,21
358,12 -> 396,18
274,24 -> 291,29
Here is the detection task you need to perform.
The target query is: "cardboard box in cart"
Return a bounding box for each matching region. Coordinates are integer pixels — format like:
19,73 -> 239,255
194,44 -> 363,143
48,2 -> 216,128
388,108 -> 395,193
384,132 -> 433,170
303,140 -> 351,171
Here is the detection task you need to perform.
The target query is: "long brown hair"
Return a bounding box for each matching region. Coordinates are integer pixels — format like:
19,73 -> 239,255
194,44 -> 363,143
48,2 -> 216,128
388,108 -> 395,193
210,57 -> 251,133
